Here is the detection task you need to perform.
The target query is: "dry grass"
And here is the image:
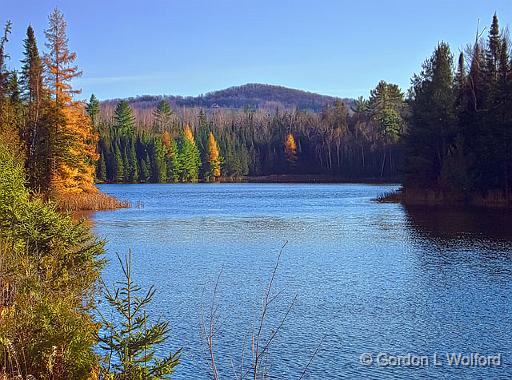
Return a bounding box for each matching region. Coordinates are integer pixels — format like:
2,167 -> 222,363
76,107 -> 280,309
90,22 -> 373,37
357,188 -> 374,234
55,191 -> 130,211
373,189 -> 403,203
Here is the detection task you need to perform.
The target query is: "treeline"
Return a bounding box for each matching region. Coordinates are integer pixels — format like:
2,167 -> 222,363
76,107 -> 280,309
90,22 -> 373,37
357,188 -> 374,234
94,80 -> 407,182
405,13 -> 512,203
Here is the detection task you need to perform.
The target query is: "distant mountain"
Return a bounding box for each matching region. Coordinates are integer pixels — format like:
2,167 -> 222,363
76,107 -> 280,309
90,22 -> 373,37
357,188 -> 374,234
102,83 -> 351,113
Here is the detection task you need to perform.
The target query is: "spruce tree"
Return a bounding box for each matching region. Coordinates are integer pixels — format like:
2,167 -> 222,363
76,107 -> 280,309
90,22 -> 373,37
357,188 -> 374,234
113,100 -> 136,136
405,42 -> 457,189
114,141 -> 124,183
178,126 -> 201,182
152,137 -> 168,182
87,94 -> 100,130
99,252 -> 180,379
20,25 -> 48,191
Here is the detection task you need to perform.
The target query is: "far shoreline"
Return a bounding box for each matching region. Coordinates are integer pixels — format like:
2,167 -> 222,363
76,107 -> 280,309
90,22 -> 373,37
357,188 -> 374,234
98,175 -> 402,185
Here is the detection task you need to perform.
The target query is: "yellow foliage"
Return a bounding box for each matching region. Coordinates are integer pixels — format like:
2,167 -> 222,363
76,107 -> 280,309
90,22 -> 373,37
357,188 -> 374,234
51,102 -> 98,196
183,125 -> 195,143
207,132 -> 221,178
284,133 -> 298,163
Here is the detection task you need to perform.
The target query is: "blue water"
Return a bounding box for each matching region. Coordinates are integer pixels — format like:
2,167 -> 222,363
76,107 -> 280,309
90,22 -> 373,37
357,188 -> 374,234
92,183 -> 512,379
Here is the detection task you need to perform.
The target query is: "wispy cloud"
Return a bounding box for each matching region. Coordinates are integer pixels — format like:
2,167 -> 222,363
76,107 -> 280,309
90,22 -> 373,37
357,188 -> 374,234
75,74 -> 164,85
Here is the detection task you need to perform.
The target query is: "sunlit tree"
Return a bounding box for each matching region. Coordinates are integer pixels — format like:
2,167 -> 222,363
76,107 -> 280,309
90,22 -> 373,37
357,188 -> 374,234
44,8 -> 98,195
284,132 -> 298,167
207,131 -> 221,181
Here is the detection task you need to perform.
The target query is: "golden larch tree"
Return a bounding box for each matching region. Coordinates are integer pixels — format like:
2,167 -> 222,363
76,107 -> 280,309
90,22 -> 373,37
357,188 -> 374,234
207,131 -> 221,180
183,124 -> 195,143
284,132 -> 298,165
44,8 -> 98,195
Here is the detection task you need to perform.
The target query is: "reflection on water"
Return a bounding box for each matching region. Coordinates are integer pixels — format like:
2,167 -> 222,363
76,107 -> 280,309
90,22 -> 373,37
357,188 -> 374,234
405,205 -> 512,241
92,184 -> 512,380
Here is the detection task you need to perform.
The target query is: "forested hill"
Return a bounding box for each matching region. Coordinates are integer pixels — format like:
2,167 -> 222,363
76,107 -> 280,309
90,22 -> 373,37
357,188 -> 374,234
102,83 -> 350,112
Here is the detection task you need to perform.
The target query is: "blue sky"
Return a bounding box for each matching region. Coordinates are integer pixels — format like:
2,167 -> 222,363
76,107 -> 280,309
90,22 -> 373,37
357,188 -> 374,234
3,1 -> 512,100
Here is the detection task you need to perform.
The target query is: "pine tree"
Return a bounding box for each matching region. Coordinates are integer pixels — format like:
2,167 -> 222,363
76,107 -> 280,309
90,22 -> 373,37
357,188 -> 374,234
368,81 -> 404,176
87,94 -> 100,130
20,25 -> 49,191
99,252 -> 181,379
406,42 -> 456,188
485,13 -> 501,98
114,100 -> 135,135
207,132 -> 221,181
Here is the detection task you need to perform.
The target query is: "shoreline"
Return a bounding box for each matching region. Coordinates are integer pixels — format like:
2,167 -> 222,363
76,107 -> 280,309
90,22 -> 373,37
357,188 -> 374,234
376,187 -> 512,209
97,175 -> 402,185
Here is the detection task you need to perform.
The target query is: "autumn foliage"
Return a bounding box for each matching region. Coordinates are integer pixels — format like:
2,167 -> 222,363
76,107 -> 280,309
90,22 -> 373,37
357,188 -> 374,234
284,132 -> 298,165
207,132 -> 221,180
43,9 -> 98,198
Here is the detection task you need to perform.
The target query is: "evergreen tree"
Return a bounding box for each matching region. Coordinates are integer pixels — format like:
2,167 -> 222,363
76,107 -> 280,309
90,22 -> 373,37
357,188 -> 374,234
114,141 -> 124,183
96,150 -> 107,182
87,94 -> 100,130
113,100 -> 136,135
99,252 -> 180,379
178,125 -> 201,182
126,138 -> 139,182
149,137 -> 167,183
20,25 -> 49,191
162,131 -> 180,182
406,42 -> 457,188
140,152 -> 151,182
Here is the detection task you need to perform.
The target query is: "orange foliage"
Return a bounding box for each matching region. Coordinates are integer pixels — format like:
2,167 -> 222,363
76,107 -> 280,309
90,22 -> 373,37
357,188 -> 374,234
162,130 -> 172,147
284,133 -> 298,164
51,102 -> 98,195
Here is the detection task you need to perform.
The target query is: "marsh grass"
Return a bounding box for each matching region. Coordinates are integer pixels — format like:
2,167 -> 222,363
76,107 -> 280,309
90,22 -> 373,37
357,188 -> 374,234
55,192 -> 130,211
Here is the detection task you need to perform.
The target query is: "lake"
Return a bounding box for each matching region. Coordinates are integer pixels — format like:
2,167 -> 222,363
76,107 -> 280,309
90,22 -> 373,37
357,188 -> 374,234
92,183 -> 512,379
